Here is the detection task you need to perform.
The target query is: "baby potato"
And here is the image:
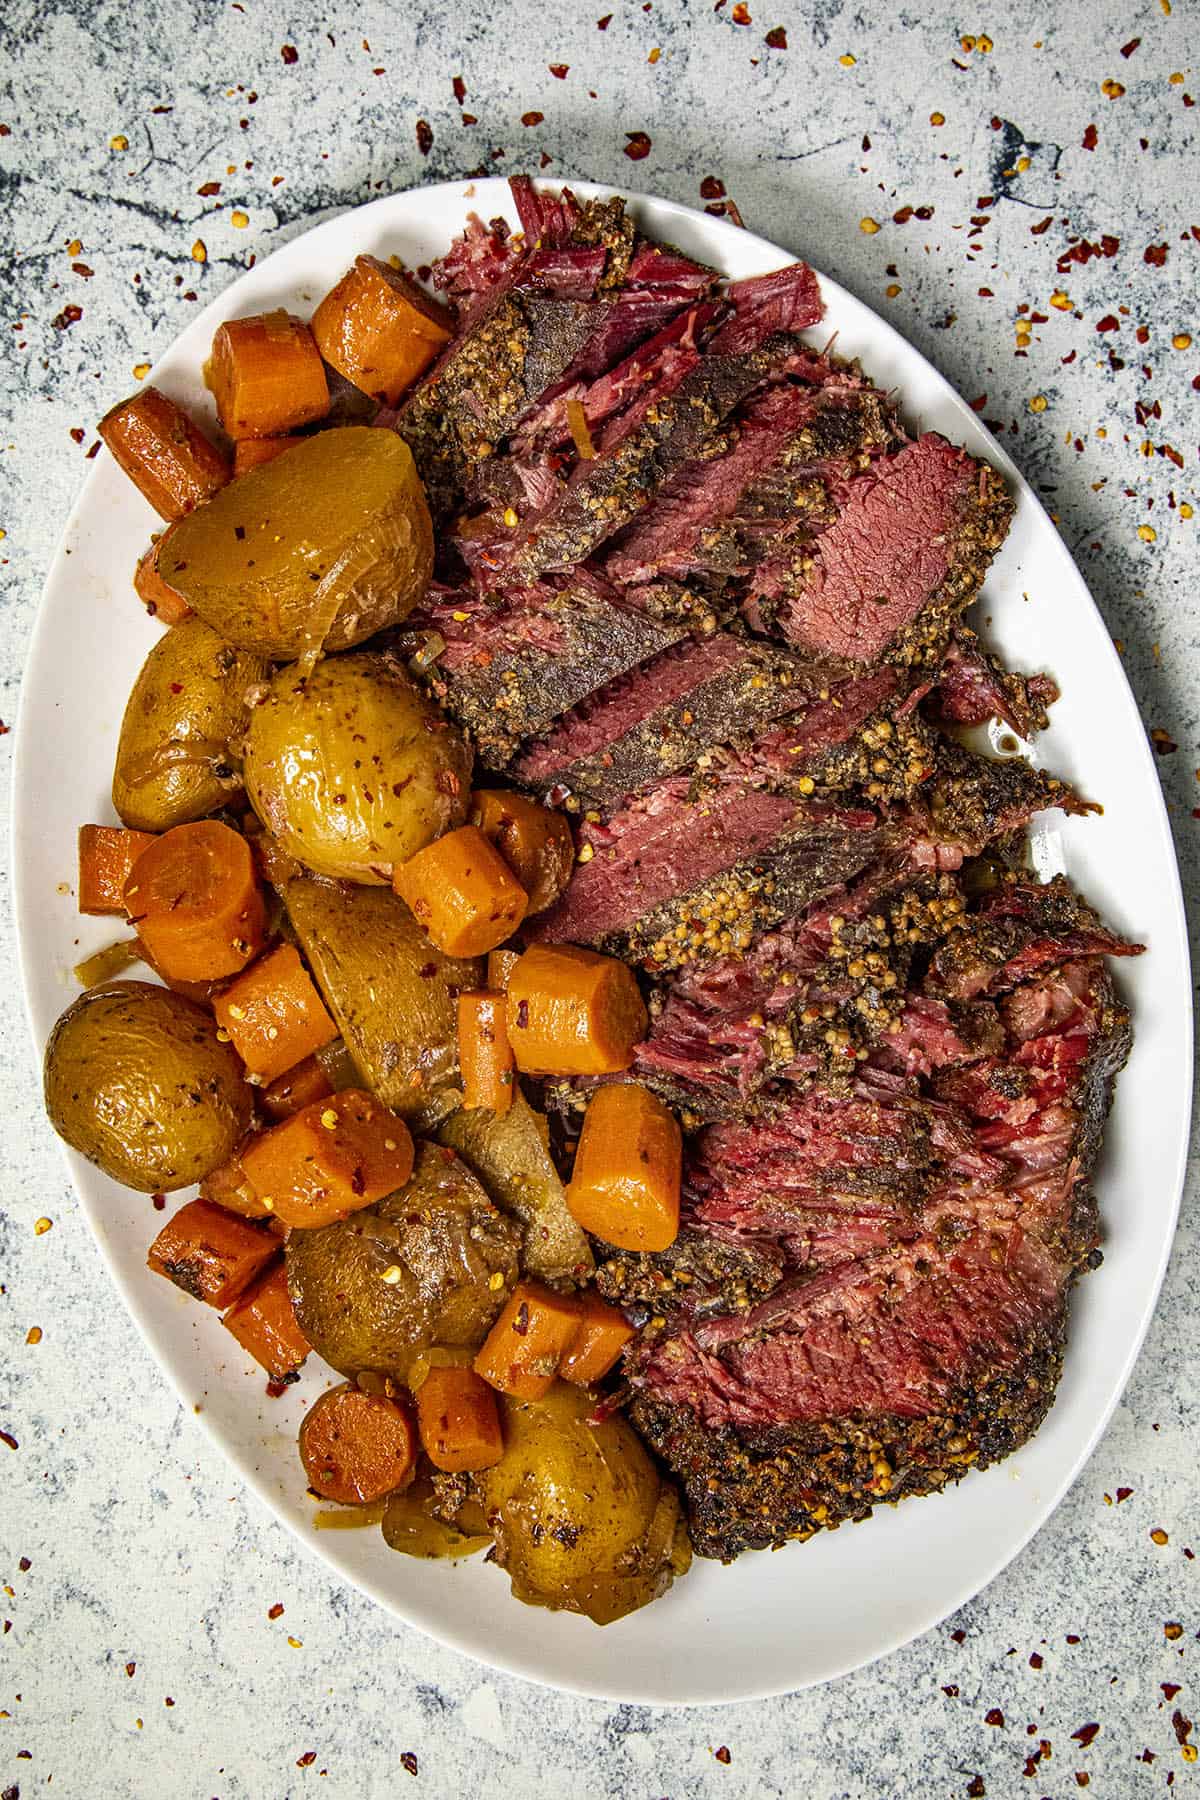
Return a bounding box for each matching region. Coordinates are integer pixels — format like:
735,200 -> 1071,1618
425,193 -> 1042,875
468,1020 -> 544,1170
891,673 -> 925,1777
112,617 -> 268,834
159,427 -> 433,659
43,980 -> 252,1191
244,652 -> 472,884
474,1384 -> 691,1625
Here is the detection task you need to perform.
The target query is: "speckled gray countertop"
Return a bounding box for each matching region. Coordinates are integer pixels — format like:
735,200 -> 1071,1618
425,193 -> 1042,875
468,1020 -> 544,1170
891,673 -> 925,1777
1,3 -> 1197,1795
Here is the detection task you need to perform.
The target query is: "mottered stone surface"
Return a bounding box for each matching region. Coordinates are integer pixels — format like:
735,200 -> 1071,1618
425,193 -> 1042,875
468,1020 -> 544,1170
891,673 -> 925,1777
1,3 -> 1197,1795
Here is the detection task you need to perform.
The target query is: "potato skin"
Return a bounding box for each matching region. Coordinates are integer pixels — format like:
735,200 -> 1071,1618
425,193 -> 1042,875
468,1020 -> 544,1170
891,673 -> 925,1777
112,617 -> 268,833
160,427 -> 433,659
43,980 -> 253,1191
283,876 -> 480,1130
244,653 -> 471,884
473,1384 -> 691,1625
286,1140 -> 520,1379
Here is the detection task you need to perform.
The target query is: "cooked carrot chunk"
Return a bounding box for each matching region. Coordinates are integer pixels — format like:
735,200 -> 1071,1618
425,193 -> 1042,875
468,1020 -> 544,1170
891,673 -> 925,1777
473,1280 -> 581,1400
487,947 -> 522,991
125,821 -> 267,984
213,943 -> 338,1082
99,386 -> 231,519
232,435 -> 296,475
299,1383 -> 416,1504
559,1290 -> 636,1385
209,311 -> 330,440
147,1198 -> 277,1308
457,991 -> 515,1116
199,1141 -> 272,1220
311,255 -> 454,406
470,789 -> 574,915
134,526 -> 192,625
506,944 -> 648,1076
566,1084 -> 682,1253
241,1088 -> 414,1230
394,825 -> 528,958
78,824 -> 156,916
416,1365 -> 504,1472
260,1052 -> 335,1121
223,1259 -> 311,1379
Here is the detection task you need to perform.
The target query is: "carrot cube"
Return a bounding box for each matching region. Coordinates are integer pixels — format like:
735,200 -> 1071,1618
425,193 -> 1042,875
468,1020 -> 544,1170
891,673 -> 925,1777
473,1280 -> 581,1400
78,824 -> 156,916
505,944 -> 648,1077
147,1197 -> 277,1308
457,991 -> 515,1116
416,1365 -> 504,1472
566,1083 -> 681,1253
559,1291 -> 636,1385
213,943 -> 338,1082
99,386 -> 230,520
240,1088 -> 414,1229
311,255 -> 454,407
232,435 -> 296,475
134,527 -> 192,625
394,825 -> 528,958
260,1052 -> 335,1121
222,1259 -> 310,1379
199,1143 -> 272,1220
209,311 -> 330,440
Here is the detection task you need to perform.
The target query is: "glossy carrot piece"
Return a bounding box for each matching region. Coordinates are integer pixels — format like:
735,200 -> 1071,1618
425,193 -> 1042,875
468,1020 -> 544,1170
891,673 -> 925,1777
470,789 -> 574,914
558,1290 -> 636,1385
232,434 -> 296,475
311,255 -> 454,406
99,386 -> 230,519
457,990 -> 515,1116
394,825 -> 528,958
505,944 -> 648,1076
240,1088 -> 413,1230
209,311 -> 330,439
134,527 -> 192,625
416,1365 -> 504,1472
566,1084 -> 682,1253
222,1259 -> 310,1379
124,821 -> 267,983
213,943 -> 338,1082
473,1280 -> 581,1400
199,1141 -> 272,1220
260,1052 -> 334,1121
77,824 -> 156,916
486,947 -> 522,991
147,1197 -> 277,1308
299,1383 -> 416,1504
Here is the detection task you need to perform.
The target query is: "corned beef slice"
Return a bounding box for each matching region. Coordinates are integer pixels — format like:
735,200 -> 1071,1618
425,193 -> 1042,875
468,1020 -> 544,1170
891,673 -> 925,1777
708,261 -> 824,353
761,434 -> 1014,665
628,957 -> 1131,1556
413,577 -> 687,765
529,778 -> 879,966
512,634 -> 824,806
926,875 -> 1143,1000
929,629 -> 1059,739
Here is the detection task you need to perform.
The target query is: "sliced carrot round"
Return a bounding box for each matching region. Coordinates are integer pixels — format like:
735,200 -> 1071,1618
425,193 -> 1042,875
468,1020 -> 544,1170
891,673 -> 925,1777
299,1383 -> 416,1504
124,820 -> 267,983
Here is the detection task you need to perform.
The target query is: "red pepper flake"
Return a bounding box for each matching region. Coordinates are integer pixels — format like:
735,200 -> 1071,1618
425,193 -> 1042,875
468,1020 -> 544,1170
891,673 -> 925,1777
549,63 -> 569,78
1164,1684 -> 1183,1701
461,113 -> 477,125
978,286 -> 994,297
1151,729 -> 1178,755
452,75 -> 466,102
1120,36 -> 1141,56
624,131 -> 652,160
1029,1652 -> 1044,1669
125,1661 -> 136,1676
69,426 -> 85,444
966,1778 -> 986,1799
969,394 -> 987,410
197,180 -> 221,196
400,1752 -> 419,1776
915,204 -> 934,220
731,1 -> 751,20
86,441 -> 100,459
297,1752 -> 317,1768
765,25 -> 788,47
701,175 -> 726,199
1096,315 -> 1120,332
1144,243 -> 1169,266
1075,1777 -> 1090,1789
1082,123 -> 1099,151
1171,1711 -> 1194,1749
52,303 -> 83,330
1031,216 -> 1053,235
0,124 -> 10,136
1115,1485 -> 1134,1502
164,1696 -> 174,1707
893,204 -> 913,224
268,1602 -> 285,1619
714,1746 -> 732,1764
951,1628 -> 967,1644
597,12 -> 612,25
280,44 -> 298,64
0,1432 -> 17,1451
943,1683 -> 960,1696
416,119 -> 433,155
984,1708 -> 1004,1727
17,1558 -> 30,1573
1071,1723 -> 1100,1747
521,111 -> 544,127
152,1192 -> 166,1210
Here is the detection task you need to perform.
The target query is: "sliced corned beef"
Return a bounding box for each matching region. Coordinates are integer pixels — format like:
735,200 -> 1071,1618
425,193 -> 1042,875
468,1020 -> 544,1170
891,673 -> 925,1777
928,628 -> 1059,739
925,874 -> 1144,1000
708,261 -> 824,355
905,739 -> 1091,864
511,634 -> 823,806
754,433 -> 1014,666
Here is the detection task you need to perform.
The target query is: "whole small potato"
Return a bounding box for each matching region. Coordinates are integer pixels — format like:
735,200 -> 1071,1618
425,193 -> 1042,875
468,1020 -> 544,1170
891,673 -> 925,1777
112,616 -> 268,833
160,427 -> 433,659
245,653 -> 472,883
475,1384 -> 692,1625
44,980 -> 253,1191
